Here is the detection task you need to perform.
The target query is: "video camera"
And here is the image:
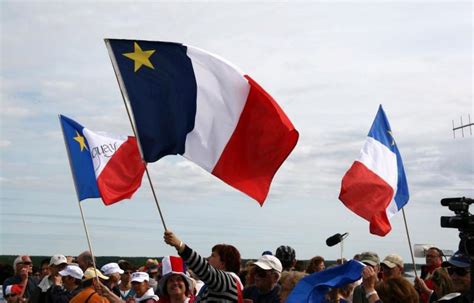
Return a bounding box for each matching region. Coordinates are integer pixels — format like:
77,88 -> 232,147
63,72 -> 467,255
440,197 -> 474,256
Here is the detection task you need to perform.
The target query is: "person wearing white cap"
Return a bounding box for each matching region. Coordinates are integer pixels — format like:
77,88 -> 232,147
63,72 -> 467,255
49,265 -> 83,303
101,263 -> 124,298
380,254 -> 404,281
30,254 -> 68,303
242,255 -> 283,303
157,256 -> 194,303
131,272 -> 159,303
164,230 -> 244,303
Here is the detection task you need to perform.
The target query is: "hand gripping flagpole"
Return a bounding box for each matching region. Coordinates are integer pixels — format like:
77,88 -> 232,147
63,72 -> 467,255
104,39 -> 167,231
59,115 -> 107,299
401,208 -> 418,278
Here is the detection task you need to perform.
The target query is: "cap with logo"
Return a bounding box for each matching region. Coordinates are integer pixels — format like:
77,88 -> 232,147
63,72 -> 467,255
131,272 -> 149,283
49,254 -> 68,266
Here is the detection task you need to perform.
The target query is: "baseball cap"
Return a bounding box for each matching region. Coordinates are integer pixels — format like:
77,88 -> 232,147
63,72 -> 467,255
360,252 -> 380,266
159,256 -> 192,294
83,267 -> 109,281
59,265 -> 83,280
49,254 -> 68,266
101,262 -> 124,275
448,250 -> 470,268
254,255 -> 283,273
382,254 -> 404,269
275,245 -> 296,263
131,272 -> 149,283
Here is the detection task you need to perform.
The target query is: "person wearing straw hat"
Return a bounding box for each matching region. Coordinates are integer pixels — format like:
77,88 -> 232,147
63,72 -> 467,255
70,267 -> 110,303
164,230 -> 243,303
157,256 -> 194,303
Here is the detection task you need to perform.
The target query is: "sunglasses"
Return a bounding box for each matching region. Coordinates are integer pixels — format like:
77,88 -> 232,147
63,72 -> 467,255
448,267 -> 470,276
255,267 -> 270,278
20,261 -> 32,265
5,293 -> 18,298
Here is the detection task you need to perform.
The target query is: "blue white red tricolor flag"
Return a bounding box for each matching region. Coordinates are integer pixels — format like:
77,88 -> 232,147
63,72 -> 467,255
59,115 -> 146,205
105,39 -> 299,205
286,260 -> 365,303
339,105 -> 409,236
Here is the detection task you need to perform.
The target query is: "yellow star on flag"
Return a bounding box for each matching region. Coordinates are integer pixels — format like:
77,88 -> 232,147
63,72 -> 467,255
73,131 -> 88,151
123,42 -> 156,72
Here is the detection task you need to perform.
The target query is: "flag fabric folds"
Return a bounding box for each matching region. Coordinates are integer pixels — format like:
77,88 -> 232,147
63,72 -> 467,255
105,39 -> 299,205
60,115 -> 146,205
286,260 -> 365,303
339,105 -> 409,236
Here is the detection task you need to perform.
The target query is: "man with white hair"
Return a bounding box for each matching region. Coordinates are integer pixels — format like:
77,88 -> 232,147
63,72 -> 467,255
243,255 -> 283,303
2,255 -> 37,300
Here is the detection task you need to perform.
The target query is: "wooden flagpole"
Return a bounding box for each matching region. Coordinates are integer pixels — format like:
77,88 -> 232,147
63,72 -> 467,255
104,39 -> 167,231
402,208 -> 418,278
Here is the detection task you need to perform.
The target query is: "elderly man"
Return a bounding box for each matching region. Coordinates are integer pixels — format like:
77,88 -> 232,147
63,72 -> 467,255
30,254 -> 68,303
352,251 -> 381,303
380,254 -> 404,280
131,272 -> 159,303
416,247 -> 443,303
243,255 -> 283,303
2,255 -> 38,300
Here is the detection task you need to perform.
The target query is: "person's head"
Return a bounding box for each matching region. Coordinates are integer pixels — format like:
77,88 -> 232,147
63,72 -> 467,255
13,255 -> 33,275
425,247 -> 443,268
381,254 -> 404,280
59,265 -> 83,290
82,267 -> 109,288
101,262 -> 124,283
4,284 -> 23,303
359,251 -> 380,275
279,271 -> 306,302
40,258 -> 51,279
306,256 -> 325,274
158,256 -> 192,299
431,267 -> 454,298
376,277 -> 419,303
447,250 -> 470,293
275,245 -> 296,271
77,251 -> 94,271
119,261 -> 135,284
131,272 -> 150,297
253,255 -> 282,293
49,254 -> 68,276
209,244 -> 241,275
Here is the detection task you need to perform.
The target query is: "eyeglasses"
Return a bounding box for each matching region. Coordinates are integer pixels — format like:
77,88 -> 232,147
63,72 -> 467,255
448,267 -> 470,276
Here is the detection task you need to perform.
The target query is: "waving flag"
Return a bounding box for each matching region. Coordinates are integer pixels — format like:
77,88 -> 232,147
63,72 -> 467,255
339,105 -> 409,236
105,39 -> 299,205
60,115 -> 145,205
286,260 -> 364,303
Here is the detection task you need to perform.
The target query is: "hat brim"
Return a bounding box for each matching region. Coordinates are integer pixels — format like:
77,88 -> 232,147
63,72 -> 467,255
448,259 -> 470,268
159,272 -> 192,294
382,261 -> 398,269
361,260 -> 378,267
253,261 -> 273,271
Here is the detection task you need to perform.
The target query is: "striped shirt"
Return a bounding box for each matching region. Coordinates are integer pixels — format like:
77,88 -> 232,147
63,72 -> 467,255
179,245 -> 242,302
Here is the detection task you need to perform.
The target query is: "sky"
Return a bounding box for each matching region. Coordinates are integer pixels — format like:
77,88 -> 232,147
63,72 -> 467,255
0,1 -> 473,265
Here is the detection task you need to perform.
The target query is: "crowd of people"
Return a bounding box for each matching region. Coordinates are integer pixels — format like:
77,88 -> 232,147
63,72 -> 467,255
0,230 -> 471,303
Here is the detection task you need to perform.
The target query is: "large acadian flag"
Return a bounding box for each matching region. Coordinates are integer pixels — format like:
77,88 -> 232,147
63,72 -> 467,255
105,39 -> 299,205
286,260 -> 365,303
60,115 -> 146,205
339,105 -> 409,236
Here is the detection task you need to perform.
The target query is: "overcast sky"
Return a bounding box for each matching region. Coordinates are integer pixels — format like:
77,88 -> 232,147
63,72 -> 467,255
1,1 -> 472,265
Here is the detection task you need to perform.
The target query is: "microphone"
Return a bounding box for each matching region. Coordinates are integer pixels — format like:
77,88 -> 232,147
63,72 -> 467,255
326,232 -> 349,247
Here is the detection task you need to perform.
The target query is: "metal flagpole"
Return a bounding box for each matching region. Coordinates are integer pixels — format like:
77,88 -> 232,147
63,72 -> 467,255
59,115 -> 105,295
402,208 -> 418,278
104,39 -> 167,231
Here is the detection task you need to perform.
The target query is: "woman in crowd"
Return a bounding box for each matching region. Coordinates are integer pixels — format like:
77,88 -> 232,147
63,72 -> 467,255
157,256 -> 194,303
305,256 -> 325,274
279,271 -> 306,302
163,230 -> 243,302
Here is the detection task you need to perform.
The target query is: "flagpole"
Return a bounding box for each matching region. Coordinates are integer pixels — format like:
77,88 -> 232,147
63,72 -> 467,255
59,115 -> 105,296
402,208 -> 418,278
104,39 -> 167,231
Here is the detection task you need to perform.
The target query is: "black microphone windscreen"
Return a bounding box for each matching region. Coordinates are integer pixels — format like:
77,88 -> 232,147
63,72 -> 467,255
326,233 -> 342,247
